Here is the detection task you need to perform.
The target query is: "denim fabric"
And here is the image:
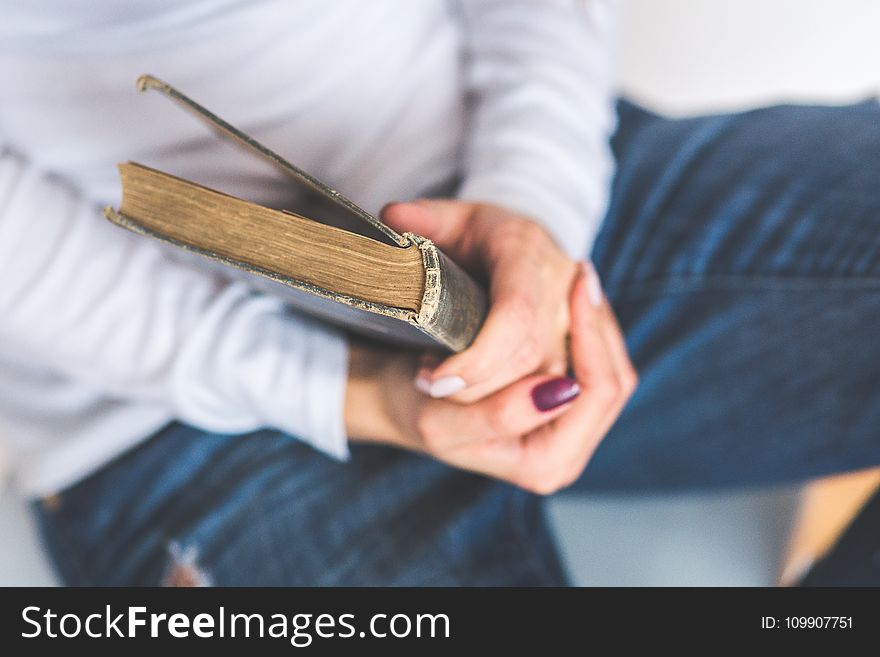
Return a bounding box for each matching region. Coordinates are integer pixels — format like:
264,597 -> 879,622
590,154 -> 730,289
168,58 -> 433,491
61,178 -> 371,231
35,425 -> 562,586
585,99 -> 880,490
34,99 -> 880,585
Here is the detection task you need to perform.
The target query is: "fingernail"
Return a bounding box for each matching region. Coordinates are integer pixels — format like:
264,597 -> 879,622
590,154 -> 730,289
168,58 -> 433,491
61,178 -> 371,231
583,261 -> 604,307
415,374 -> 467,398
531,377 -> 580,412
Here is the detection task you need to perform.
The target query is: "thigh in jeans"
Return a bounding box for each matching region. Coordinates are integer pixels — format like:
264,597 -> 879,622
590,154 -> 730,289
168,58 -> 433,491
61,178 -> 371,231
34,422 -> 567,586
580,99 -> 880,491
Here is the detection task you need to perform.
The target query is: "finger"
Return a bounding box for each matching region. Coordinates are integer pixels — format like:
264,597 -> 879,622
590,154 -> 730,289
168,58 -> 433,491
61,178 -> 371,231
507,264 -> 626,492
380,200 -> 483,267
567,262 -> 620,396
434,265 -> 619,491
386,201 -> 545,403
417,246 -> 572,403
596,305 -> 639,400
385,199 -> 537,400
586,261 -> 639,399
416,374 -> 580,451
416,286 -> 541,401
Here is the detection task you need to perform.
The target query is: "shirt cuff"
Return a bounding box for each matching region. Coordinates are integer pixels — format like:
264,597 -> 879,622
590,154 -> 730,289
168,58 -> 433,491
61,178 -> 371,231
267,315 -> 351,462
457,172 -> 607,260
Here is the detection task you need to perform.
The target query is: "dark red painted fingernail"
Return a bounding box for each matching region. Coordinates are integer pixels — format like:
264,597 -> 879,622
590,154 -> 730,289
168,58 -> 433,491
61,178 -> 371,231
531,377 -> 580,412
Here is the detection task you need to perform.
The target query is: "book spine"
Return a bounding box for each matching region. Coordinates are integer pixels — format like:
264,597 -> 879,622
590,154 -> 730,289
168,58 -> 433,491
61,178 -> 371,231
407,233 -> 488,352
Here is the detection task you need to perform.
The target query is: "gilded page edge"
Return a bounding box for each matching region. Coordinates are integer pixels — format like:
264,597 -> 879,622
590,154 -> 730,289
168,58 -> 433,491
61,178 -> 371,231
103,206 -> 418,323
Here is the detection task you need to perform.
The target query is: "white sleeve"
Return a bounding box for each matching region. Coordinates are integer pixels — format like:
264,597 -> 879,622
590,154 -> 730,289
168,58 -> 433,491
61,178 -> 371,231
454,0 -> 620,258
0,146 -> 349,459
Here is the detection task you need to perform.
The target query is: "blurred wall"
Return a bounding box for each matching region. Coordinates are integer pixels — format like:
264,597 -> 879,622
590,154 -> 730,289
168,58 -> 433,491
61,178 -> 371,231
619,0 -> 880,114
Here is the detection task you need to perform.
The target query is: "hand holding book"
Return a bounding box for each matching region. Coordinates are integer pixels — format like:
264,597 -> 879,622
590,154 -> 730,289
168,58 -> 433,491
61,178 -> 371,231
346,202 -> 638,495
107,76 -> 638,494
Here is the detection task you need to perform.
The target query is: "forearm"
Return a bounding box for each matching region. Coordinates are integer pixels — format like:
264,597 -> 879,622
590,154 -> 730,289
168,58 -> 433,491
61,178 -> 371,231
0,145 -> 350,457
453,0 -> 620,257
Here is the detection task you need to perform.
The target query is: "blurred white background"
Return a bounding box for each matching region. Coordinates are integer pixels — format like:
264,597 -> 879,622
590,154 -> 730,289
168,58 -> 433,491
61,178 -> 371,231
2,0 -> 880,586
620,0 -> 880,113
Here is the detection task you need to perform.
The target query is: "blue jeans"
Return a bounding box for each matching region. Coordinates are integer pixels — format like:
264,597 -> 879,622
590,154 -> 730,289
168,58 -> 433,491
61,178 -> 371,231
35,100 -> 880,585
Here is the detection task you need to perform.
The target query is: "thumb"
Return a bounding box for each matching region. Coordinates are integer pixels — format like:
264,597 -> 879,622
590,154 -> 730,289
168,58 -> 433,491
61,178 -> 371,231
381,199 -> 476,254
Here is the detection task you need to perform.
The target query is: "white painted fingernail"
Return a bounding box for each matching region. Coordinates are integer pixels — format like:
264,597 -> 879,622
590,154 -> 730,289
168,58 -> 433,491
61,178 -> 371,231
426,375 -> 466,398
584,261 -> 604,307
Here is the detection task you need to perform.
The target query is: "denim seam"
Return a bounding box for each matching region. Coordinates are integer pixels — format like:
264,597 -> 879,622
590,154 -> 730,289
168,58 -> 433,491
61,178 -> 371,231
604,114 -> 742,291
609,274 -> 880,301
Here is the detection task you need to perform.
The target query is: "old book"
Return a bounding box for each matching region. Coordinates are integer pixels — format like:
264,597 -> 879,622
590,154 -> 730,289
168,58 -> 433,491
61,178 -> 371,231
104,75 -> 486,351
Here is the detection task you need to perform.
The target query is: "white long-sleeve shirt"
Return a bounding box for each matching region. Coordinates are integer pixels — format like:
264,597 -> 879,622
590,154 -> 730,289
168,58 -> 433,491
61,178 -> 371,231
0,0 -> 618,495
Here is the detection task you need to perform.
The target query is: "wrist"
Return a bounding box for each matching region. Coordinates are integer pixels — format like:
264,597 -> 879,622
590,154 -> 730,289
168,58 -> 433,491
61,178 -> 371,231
344,341 -> 404,444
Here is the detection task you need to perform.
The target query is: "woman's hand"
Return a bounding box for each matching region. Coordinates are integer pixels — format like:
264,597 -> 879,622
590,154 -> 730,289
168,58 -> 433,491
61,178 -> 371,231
381,200 -> 578,403
345,260 -> 638,494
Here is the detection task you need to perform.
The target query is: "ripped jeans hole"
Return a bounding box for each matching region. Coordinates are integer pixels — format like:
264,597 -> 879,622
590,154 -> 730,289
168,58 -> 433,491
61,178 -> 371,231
161,542 -> 211,587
